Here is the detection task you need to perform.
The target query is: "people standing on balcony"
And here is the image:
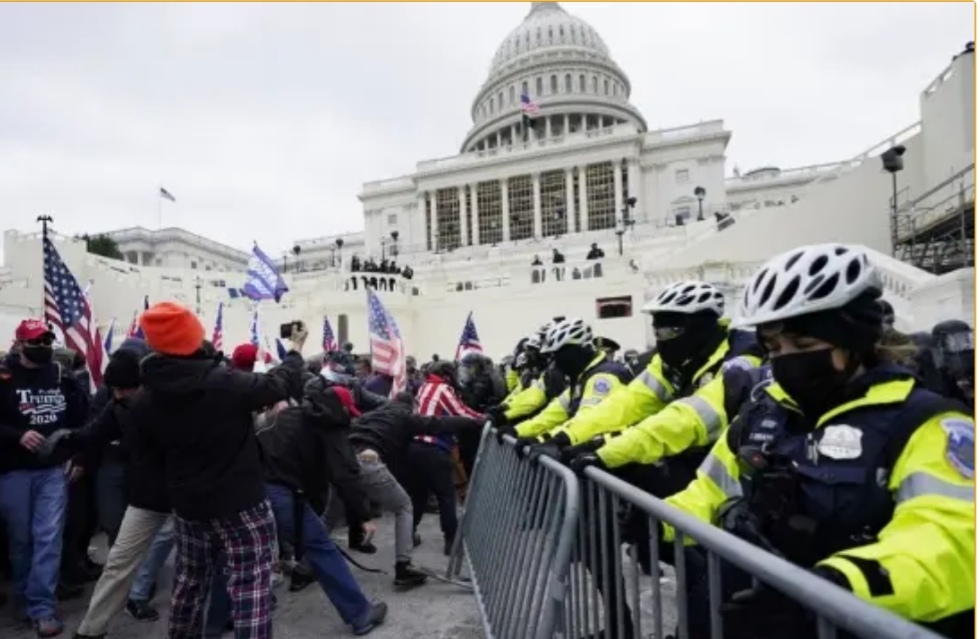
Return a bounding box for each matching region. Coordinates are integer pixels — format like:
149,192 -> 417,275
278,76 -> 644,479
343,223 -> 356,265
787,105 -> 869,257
531,255 -> 543,266
586,243 -> 605,260
552,248 -> 566,282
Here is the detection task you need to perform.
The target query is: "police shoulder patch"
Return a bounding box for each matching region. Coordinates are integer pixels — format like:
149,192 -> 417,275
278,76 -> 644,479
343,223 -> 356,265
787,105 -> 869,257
721,356 -> 754,373
591,377 -> 612,396
940,418 -> 975,479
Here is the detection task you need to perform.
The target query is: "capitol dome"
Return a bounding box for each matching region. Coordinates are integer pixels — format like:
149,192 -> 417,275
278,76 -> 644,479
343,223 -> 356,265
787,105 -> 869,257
461,2 -> 646,153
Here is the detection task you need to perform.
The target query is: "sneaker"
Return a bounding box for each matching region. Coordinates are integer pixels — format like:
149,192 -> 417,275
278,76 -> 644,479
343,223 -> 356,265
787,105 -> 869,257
352,601 -> 388,636
289,569 -> 316,593
349,540 -> 377,554
393,561 -> 427,588
443,539 -> 453,557
34,615 -> 64,638
412,532 -> 422,547
125,599 -> 159,622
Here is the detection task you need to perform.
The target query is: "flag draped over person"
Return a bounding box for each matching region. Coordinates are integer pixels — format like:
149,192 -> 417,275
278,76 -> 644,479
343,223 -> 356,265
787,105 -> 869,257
367,289 -> 405,397
322,317 -> 338,352
455,311 -> 483,360
241,243 -> 288,303
43,237 -> 103,389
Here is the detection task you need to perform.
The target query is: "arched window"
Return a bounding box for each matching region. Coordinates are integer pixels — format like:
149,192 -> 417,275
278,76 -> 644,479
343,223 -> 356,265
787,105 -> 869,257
579,74 -> 586,92
498,92 -> 503,110
489,100 -> 494,115
550,75 -> 558,93
509,85 -> 515,104
564,74 -> 572,92
536,77 -> 543,96
604,78 -> 609,95
592,76 -> 598,93
521,80 -> 529,97
612,84 -> 618,97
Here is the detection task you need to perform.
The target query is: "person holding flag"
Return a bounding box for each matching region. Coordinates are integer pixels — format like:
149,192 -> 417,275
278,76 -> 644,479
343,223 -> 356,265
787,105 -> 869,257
454,312 -> 482,361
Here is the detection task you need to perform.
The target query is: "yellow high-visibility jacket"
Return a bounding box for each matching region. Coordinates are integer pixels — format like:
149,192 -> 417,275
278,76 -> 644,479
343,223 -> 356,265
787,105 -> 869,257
505,369 -> 520,393
514,353 -> 632,439
553,329 -> 761,445
595,359 -> 762,468
663,375 -> 975,625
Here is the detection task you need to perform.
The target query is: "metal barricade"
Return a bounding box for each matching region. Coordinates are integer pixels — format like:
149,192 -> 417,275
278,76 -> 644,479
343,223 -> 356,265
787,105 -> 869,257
569,467 -> 949,639
448,427 -> 579,639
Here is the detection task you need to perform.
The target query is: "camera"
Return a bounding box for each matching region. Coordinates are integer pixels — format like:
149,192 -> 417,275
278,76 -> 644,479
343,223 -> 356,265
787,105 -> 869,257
279,321 -> 305,340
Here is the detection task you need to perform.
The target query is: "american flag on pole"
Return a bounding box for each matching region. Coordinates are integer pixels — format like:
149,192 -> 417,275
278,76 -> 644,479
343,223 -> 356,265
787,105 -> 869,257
455,312 -> 483,360
43,237 -> 103,390
322,317 -> 338,352
212,302 -> 224,352
520,93 -> 539,115
159,187 -> 176,202
367,289 -> 405,398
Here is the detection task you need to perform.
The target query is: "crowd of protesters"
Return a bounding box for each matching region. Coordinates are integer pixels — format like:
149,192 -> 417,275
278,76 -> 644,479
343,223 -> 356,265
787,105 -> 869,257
0,303 -> 506,638
347,256 -> 414,293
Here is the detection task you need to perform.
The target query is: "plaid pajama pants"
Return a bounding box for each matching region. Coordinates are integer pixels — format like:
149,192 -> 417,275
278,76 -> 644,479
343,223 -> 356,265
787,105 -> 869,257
168,501 -> 277,639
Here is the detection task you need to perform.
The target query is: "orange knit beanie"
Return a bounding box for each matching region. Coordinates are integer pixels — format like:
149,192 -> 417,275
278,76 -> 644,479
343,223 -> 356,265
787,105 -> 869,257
139,302 -> 205,356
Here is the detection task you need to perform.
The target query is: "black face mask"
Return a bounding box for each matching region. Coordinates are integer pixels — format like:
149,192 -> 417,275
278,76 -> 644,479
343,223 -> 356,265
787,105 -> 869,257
553,346 -> 592,380
22,345 -> 54,366
771,349 -> 851,418
657,338 -> 691,368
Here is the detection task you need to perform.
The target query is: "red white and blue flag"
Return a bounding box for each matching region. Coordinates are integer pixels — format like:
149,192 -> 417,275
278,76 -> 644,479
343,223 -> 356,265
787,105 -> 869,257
455,312 -> 483,360
322,317 -> 338,352
43,237 -> 103,390
127,296 -> 149,338
367,289 -> 405,397
212,302 -> 224,352
520,93 -> 539,115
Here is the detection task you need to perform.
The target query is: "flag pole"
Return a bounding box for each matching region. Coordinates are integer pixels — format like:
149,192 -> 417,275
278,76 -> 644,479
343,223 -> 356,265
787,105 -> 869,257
36,214 -> 53,322
157,186 -> 162,230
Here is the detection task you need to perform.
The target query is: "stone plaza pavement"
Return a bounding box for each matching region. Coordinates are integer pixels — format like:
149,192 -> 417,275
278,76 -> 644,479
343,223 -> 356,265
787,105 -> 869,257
0,514 -> 485,639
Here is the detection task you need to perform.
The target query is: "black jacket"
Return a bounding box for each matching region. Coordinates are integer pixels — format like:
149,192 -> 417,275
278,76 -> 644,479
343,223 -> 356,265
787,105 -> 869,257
129,351 -> 303,521
64,396 -> 169,513
348,400 -> 483,466
257,382 -> 372,524
0,356 -> 89,474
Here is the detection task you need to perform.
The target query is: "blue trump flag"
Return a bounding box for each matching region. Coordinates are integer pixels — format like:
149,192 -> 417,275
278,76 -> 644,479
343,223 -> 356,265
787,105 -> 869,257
242,243 -> 289,303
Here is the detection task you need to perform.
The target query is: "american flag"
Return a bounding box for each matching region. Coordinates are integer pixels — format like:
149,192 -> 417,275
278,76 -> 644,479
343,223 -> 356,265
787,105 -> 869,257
127,296 -> 149,338
455,312 -> 483,360
43,237 -> 103,389
367,289 -> 405,397
322,317 -> 338,352
521,93 -> 539,115
212,302 -> 224,352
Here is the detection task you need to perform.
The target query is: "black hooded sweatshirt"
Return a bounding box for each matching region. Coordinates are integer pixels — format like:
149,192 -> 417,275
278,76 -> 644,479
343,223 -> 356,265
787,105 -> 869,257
348,399 -> 484,466
129,351 -> 303,521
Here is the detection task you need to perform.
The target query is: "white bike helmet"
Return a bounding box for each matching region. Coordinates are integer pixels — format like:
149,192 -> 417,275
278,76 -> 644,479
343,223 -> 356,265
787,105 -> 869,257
524,332 -> 544,351
542,318 -> 594,354
734,243 -> 881,328
642,281 -> 725,317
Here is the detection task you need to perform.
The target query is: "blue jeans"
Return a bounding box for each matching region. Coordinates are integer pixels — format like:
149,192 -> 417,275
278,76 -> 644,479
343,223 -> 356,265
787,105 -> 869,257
0,467 -> 69,619
266,483 -> 370,625
128,517 -> 174,602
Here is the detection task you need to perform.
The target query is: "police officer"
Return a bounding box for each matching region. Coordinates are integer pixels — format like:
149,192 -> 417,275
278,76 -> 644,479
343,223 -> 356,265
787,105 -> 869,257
931,319 -> 974,410
646,244 -> 974,639
508,318 -> 632,455
547,281 -> 761,449
487,320 -> 567,426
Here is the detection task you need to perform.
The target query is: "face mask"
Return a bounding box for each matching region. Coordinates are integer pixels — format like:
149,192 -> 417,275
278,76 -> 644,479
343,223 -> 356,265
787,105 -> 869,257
22,345 -> 53,366
771,349 -> 850,417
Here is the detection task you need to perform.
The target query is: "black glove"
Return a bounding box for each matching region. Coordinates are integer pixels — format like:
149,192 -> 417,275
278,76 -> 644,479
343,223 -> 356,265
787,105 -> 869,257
514,436 -> 540,459
569,452 -> 606,476
811,565 -> 851,591
559,437 -> 604,465
486,405 -> 507,427
494,425 -> 516,445
527,442 -> 562,464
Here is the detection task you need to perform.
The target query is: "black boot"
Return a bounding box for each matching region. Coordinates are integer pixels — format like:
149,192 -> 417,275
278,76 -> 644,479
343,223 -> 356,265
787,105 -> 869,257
393,561 -> 427,588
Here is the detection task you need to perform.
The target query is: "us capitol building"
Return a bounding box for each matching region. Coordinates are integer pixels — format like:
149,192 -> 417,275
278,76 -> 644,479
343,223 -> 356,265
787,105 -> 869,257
0,3 -> 974,356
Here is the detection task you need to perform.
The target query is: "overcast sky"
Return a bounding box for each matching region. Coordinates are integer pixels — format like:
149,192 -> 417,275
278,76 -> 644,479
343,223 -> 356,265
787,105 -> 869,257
0,2 -> 973,259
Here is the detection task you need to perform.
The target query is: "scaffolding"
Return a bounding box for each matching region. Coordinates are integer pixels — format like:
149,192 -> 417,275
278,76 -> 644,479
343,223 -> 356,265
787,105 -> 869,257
891,164 -> 975,274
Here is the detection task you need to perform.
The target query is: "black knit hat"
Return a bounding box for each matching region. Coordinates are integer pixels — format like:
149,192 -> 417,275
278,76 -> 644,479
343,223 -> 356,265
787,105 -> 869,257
104,349 -> 142,390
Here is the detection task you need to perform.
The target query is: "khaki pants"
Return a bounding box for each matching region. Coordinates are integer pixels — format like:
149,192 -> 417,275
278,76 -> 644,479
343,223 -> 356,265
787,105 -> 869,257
77,507 -> 170,636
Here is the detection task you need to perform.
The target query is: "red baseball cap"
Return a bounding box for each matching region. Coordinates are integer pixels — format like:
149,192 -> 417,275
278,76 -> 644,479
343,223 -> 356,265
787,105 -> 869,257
16,319 -> 54,342
332,386 -> 362,418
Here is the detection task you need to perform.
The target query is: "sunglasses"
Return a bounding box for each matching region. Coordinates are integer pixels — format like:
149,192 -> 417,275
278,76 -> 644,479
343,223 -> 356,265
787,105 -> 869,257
24,335 -> 54,347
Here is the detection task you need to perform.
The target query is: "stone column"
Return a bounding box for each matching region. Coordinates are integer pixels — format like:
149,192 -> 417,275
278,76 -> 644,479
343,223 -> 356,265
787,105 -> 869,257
563,114 -> 569,137
627,158 -> 642,222
458,186 -> 468,247
577,165 -> 589,232
564,167 -> 575,235
545,116 -> 552,139
471,183 -> 481,245
429,191 -> 439,252
501,179 -> 511,243
613,161 -> 624,225
532,172 -> 543,239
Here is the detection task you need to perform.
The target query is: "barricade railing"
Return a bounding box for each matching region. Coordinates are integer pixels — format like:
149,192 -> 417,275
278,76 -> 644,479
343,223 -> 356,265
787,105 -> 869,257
447,427 -> 579,639
572,466 -> 950,639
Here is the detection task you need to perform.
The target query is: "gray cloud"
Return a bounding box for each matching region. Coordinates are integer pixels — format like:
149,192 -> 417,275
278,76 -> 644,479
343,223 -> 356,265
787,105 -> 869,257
0,2 -> 972,257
